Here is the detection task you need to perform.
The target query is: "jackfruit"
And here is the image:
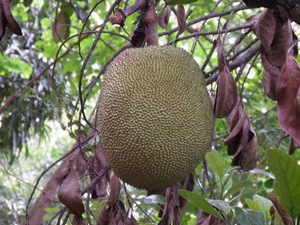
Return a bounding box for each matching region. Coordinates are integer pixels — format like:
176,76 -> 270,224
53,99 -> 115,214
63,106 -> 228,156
97,46 -> 213,190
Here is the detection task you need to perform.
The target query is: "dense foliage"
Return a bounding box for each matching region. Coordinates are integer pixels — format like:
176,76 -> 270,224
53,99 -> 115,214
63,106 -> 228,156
1,0 -> 300,224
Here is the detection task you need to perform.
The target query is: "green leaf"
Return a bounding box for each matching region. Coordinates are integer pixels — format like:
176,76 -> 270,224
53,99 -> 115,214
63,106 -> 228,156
234,207 -> 265,225
143,194 -> 165,205
221,174 -> 233,194
206,199 -> 231,214
178,189 -> 222,219
206,150 -> 227,179
165,0 -> 198,5
253,195 -> 272,222
245,199 -> 261,212
266,149 -> 300,219
223,181 -> 252,200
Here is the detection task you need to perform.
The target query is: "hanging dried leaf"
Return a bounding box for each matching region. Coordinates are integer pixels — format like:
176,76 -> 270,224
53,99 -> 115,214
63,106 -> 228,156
267,20 -> 292,67
0,0 -> 22,40
294,87 -> 300,123
216,36 -> 228,72
159,187 -> 173,225
107,174 -> 121,207
158,6 -> 171,29
197,212 -> 224,225
225,102 -> 246,155
232,120 -> 258,171
130,214 -> 139,225
214,68 -> 238,118
89,156 -> 108,199
97,206 -> 110,225
214,36 -> 238,118
58,164 -> 85,216
291,31 -> 298,58
244,14 -> 259,32
261,47 -> 281,100
73,215 -> 86,225
0,3 -> 6,39
52,12 -> 70,43
268,191 -> 293,225
276,53 -> 300,143
176,5 -> 186,36
95,142 -> 108,167
289,138 -> 300,155
225,100 -> 258,171
253,9 -> 276,51
76,151 -> 88,177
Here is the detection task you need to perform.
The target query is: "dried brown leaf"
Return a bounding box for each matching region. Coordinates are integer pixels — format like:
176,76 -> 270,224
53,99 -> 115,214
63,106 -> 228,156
253,9 -> 276,51
197,212 -> 223,225
294,87 -> 300,123
158,6 -> 171,29
225,104 -> 244,156
267,20 -> 292,67
95,142 -> 108,167
89,156 -> 108,199
161,187 -> 172,219
130,214 -> 138,225
276,53 -> 300,143
225,102 -> 246,147
0,4 -> 6,40
291,31 -> 298,58
73,215 -> 86,225
58,165 -> 85,216
107,174 -> 121,206
237,121 -> 258,171
1,0 -> 22,36
52,12 -> 70,43
176,5 -> 186,36
268,191 -> 293,225
289,138 -> 300,155
76,152 -> 88,177
214,67 -> 238,118
244,14 -> 259,32
97,206 -> 110,225
108,215 -> 117,225
261,47 -> 281,100
216,36 -> 228,72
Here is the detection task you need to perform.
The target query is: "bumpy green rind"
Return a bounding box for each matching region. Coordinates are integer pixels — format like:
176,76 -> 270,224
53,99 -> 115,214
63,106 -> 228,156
98,46 -> 213,190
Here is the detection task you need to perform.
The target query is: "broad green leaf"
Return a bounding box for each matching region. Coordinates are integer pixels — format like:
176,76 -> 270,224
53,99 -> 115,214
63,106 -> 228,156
223,181 -> 252,199
245,199 -> 261,212
234,207 -> 265,225
178,190 -> 222,219
253,195 -> 272,221
143,195 -> 165,205
206,199 -> 231,214
206,150 -> 227,179
221,174 -> 233,194
266,149 -> 300,219
165,0 -> 198,5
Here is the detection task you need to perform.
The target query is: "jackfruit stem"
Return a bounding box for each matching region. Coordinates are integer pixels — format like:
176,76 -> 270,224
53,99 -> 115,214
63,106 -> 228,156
111,0 -> 147,26
143,0 -> 159,46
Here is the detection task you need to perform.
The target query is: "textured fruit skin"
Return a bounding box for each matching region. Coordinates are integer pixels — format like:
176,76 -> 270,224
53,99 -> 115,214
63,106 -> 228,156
98,46 -> 213,190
